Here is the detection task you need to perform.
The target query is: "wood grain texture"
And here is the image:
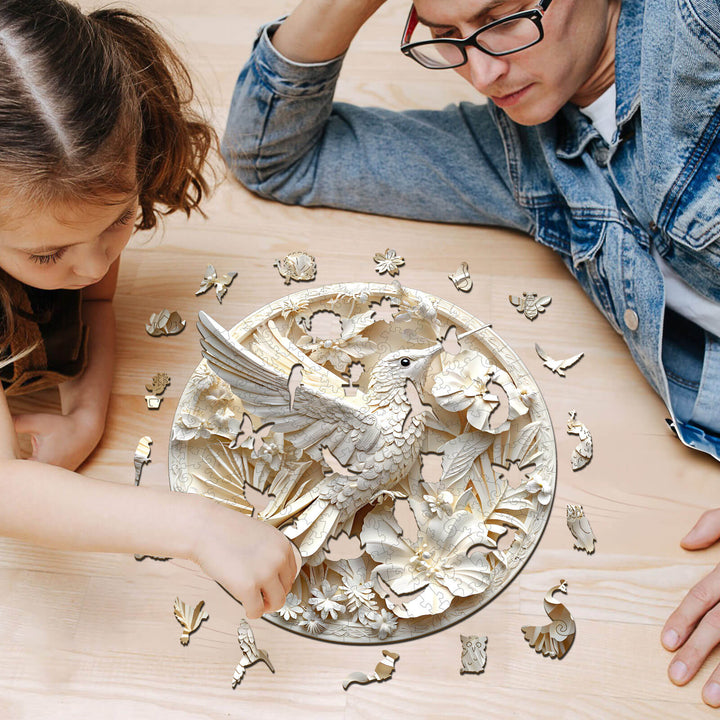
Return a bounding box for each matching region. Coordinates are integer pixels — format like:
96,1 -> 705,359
1,0 -> 718,717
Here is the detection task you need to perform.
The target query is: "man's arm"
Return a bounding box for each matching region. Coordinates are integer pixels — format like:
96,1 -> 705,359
222,8 -> 533,232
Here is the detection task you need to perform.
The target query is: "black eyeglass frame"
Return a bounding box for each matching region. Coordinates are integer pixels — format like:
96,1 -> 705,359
401,0 -> 554,69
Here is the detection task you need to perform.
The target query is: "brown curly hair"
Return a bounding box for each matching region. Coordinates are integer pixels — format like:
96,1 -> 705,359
0,0 -> 216,352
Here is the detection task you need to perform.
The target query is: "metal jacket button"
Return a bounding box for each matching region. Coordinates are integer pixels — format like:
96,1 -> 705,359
624,308 -> 639,331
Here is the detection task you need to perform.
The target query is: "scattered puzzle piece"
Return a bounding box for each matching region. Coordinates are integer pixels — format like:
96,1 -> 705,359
460,635 -> 487,674
173,598 -> 209,646
133,436 -> 152,485
448,262 -> 473,292
343,650 -> 400,690
521,580 -> 576,659
509,292 -> 551,320
196,264 -> 237,303
566,504 -> 597,553
232,620 -> 275,688
567,410 -> 593,470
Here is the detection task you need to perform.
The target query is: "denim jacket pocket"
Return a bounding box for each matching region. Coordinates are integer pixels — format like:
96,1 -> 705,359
662,109 -> 720,253
534,210 -> 620,331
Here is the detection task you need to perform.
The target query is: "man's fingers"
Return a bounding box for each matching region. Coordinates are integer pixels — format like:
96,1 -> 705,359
663,566 -> 720,652
682,509 -> 720,550
668,603 -> 720,687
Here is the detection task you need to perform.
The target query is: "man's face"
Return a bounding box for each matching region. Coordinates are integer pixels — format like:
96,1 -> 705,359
411,0 -> 615,125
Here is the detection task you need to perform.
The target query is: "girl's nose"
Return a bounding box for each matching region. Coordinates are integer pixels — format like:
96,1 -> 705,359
74,245 -> 110,283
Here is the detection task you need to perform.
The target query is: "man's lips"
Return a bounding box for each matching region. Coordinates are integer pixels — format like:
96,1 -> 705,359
491,84 -> 533,108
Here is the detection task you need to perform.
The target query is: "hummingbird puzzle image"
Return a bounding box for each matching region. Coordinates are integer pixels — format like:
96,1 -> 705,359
169,283 -> 557,643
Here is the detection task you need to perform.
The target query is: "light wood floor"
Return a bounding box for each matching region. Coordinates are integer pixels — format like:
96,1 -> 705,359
1,1 -> 719,717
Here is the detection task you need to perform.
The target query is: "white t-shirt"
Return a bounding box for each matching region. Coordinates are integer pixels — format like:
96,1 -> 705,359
580,84 -> 720,338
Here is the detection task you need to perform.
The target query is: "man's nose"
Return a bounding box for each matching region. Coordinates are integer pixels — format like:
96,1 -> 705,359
465,47 -> 508,94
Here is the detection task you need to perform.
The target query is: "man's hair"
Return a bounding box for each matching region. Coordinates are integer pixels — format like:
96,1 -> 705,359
0,0 -> 216,355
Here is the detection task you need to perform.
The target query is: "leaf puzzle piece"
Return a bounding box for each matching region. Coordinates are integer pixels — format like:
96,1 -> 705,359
173,597 -> 209,645
521,580 -> 576,659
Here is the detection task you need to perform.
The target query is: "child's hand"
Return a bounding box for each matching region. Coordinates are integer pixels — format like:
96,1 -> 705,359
13,409 -> 103,470
662,509 -> 720,708
191,502 -> 300,619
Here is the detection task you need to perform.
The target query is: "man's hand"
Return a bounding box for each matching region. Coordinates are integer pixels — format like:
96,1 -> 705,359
13,408 -> 103,470
190,501 -> 301,619
662,509 -> 720,708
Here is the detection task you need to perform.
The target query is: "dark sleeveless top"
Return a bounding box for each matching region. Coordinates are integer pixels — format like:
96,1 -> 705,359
0,271 -> 88,395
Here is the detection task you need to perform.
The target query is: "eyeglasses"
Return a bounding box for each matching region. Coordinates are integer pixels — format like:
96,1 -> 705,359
401,0 -> 553,70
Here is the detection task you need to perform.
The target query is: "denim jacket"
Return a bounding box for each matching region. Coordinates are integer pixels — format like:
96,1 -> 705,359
223,0 -> 720,461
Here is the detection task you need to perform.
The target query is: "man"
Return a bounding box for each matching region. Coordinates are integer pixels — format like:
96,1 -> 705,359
222,0 -> 720,706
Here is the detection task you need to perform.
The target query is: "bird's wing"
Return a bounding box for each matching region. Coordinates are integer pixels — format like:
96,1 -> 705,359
197,312 -> 382,465
559,352 -> 584,369
195,280 -> 213,295
534,343 -> 550,361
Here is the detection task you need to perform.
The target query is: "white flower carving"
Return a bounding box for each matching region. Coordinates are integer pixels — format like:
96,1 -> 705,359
525,473 -> 553,505
431,350 -> 529,433
361,508 -> 493,618
276,593 -> 304,621
366,608 -> 398,639
308,580 -> 347,620
298,608 -> 326,635
373,248 -> 405,276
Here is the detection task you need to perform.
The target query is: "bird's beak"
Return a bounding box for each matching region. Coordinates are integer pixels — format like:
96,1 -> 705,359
422,343 -> 443,358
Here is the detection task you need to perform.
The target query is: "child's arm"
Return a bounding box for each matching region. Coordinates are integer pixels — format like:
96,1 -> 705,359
662,509 -> 720,707
13,260 -> 119,470
0,387 -> 297,617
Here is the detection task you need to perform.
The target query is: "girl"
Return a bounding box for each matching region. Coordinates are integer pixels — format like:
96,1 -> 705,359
0,0 -> 297,620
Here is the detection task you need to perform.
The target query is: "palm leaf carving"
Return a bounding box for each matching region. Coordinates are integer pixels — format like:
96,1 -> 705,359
173,598 -> 209,645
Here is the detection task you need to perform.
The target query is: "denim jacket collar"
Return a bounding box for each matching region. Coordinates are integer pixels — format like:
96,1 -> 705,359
556,0 -> 643,159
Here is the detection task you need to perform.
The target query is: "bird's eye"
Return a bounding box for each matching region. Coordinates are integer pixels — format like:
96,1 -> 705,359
400,357 -> 411,367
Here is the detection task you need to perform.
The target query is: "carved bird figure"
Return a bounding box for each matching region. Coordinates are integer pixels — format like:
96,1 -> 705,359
521,580 -> 576,659
534,343 -> 584,377
197,311 -> 442,560
232,620 -> 275,688
133,436 -> 152,485
567,410 -> 593,470
566,504 -> 597,553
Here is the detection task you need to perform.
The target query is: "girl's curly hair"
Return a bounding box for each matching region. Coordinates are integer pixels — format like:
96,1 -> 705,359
0,0 -> 216,351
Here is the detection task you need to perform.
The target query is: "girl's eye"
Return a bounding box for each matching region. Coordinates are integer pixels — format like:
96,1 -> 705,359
30,247 -> 68,265
109,207 -> 137,230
